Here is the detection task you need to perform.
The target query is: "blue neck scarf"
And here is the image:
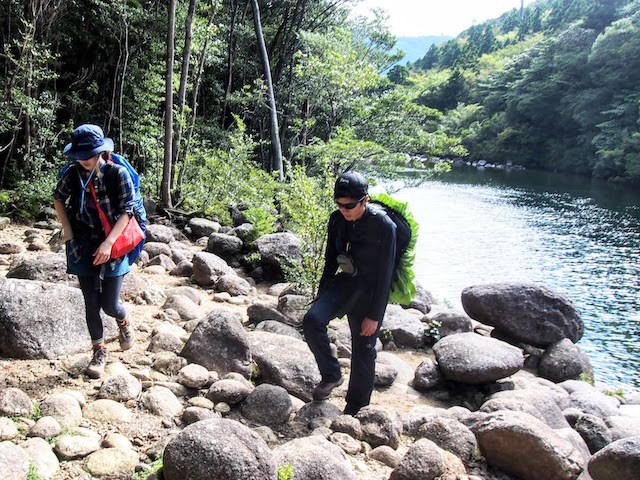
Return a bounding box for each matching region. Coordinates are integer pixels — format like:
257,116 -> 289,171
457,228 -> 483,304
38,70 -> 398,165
77,160 -> 100,213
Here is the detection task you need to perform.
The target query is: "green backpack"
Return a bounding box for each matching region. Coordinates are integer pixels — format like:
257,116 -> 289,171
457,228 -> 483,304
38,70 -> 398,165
369,193 -> 419,305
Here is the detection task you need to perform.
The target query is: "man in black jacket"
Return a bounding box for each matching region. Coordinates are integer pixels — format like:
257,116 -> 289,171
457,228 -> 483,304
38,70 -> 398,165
303,171 -> 397,415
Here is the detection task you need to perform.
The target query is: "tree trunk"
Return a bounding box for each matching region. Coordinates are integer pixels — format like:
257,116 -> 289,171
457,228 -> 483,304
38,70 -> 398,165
221,0 -> 239,128
161,0 -> 176,208
177,0 -> 218,197
170,0 -> 197,196
251,0 -> 283,180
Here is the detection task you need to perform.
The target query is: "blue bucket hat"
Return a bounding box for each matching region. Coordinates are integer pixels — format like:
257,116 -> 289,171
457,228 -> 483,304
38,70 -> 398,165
63,124 -> 114,159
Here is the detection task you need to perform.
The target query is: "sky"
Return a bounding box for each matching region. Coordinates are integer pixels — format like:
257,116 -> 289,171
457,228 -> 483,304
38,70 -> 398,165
350,0 -> 538,37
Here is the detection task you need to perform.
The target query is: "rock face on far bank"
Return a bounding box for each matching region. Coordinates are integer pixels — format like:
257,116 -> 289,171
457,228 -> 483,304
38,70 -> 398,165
461,282 -> 584,347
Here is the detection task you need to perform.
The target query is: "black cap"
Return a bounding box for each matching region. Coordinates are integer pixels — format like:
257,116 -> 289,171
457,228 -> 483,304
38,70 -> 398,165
334,171 -> 368,199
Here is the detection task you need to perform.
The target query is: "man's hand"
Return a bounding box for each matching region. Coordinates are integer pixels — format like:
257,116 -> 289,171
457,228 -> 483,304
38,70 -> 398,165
360,317 -> 379,336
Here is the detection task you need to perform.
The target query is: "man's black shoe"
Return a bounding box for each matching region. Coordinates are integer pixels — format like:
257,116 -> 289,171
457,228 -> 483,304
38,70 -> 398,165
343,404 -> 360,416
312,377 -> 344,401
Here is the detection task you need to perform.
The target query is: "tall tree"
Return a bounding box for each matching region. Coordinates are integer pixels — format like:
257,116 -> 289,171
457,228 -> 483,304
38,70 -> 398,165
171,0 -> 197,193
161,0 -> 176,208
251,0 -> 283,180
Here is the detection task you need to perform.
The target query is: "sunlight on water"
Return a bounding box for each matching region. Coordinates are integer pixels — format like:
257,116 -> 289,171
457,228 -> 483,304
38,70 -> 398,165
395,170 -> 640,390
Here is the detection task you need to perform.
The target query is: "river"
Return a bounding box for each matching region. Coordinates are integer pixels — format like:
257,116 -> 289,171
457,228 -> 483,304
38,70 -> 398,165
392,167 -> 640,391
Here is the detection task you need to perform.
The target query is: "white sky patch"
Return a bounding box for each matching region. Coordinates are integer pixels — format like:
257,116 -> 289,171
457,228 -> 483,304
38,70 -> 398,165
350,0 -> 539,37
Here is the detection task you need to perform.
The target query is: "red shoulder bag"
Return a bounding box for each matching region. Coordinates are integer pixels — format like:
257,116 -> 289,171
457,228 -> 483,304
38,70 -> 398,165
89,182 -> 144,259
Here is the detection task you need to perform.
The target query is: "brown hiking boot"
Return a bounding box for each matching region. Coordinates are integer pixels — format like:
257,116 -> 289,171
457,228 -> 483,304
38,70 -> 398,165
86,346 -> 107,379
118,319 -> 135,351
312,376 -> 344,401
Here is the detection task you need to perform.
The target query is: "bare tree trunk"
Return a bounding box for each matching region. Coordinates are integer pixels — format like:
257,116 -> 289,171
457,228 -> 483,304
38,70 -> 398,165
118,12 -> 129,151
221,0 -> 239,128
251,0 -> 283,180
177,0 -> 218,196
161,0 -> 176,208
107,4 -> 130,149
170,0 -> 197,196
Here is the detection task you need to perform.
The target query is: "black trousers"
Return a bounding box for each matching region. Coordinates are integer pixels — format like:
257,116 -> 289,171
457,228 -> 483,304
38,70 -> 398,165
78,275 -> 126,344
303,275 -> 381,412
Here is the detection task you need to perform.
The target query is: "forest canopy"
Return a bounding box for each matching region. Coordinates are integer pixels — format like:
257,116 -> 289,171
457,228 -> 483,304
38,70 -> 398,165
1,0 -> 639,227
406,0 -> 640,183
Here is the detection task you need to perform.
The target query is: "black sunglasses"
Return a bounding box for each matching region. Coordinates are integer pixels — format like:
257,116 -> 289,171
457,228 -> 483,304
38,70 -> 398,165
336,195 -> 366,210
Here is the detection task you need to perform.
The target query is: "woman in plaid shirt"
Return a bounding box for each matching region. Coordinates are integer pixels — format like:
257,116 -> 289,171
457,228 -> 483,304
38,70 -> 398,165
53,124 -> 136,379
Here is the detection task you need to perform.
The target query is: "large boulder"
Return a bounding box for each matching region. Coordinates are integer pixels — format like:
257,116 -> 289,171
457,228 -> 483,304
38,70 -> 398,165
188,218 -> 221,238
274,436 -> 358,480
538,339 -> 593,383
488,389 -> 571,429
254,233 -> 302,277
559,391 -> 620,420
191,252 -> 235,287
356,405 -> 403,449
241,384 -> 292,426
206,233 -> 243,258
163,418 -> 277,480
432,332 -> 524,384
0,278 -> 116,359
432,309 -> 473,337
0,441 -> 29,480
247,331 -> 320,402
382,305 -> 425,349
471,411 -> 584,480
461,282 -> 584,347
416,415 -> 478,462
145,224 -> 175,243
6,253 -> 75,285
181,309 -> 252,378
588,436 -> 640,480
390,438 -> 467,480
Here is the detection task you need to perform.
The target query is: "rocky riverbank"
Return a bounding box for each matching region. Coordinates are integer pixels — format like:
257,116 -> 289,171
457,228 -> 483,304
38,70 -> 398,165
0,215 -> 639,480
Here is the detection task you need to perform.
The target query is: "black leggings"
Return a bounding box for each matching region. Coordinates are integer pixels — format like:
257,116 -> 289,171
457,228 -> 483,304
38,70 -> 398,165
78,275 -> 127,344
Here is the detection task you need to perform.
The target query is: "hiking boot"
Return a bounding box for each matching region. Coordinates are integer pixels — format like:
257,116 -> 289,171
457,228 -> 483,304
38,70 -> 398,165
118,319 -> 135,351
86,347 -> 107,379
312,376 -> 344,401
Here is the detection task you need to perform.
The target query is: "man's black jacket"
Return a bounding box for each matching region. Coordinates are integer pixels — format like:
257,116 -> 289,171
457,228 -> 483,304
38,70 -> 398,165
318,204 -> 397,322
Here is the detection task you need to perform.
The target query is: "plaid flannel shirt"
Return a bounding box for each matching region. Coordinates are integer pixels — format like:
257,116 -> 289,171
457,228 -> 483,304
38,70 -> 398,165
53,161 -> 136,264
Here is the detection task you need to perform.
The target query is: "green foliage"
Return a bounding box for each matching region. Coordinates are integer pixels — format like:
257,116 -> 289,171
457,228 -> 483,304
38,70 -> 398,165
244,207 -> 277,244
132,458 -> 163,480
424,320 -> 442,346
27,463 -> 43,480
578,371 -> 595,385
176,121 -> 280,220
31,403 -> 42,421
278,165 -> 334,296
278,464 -> 295,480
604,387 -> 626,398
0,169 -> 57,221
381,329 -> 394,342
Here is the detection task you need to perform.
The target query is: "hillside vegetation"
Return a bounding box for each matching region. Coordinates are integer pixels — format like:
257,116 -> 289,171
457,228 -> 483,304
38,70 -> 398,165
397,0 -> 640,183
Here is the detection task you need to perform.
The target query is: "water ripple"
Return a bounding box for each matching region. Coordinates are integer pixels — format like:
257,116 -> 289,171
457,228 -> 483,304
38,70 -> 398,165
398,170 -> 640,390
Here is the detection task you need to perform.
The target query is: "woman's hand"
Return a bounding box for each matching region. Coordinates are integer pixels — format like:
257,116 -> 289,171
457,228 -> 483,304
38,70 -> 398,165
92,240 -> 114,265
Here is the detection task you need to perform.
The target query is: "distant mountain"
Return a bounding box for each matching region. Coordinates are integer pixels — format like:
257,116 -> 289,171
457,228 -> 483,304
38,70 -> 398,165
393,36 -> 452,65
